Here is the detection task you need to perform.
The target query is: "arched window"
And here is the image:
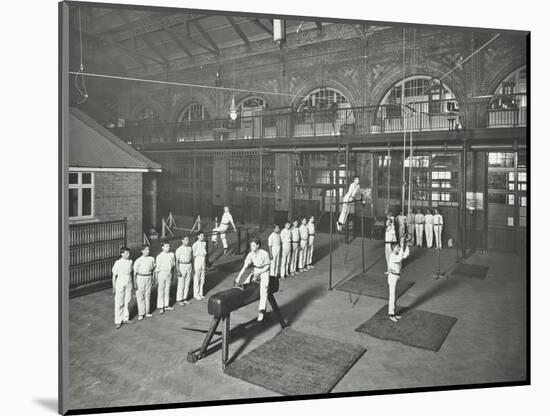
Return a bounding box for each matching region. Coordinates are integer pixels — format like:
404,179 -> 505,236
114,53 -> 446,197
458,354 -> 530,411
237,96 -> 267,113
376,75 -> 458,132
178,103 -> 210,122
296,87 -> 350,112
488,66 -> 526,127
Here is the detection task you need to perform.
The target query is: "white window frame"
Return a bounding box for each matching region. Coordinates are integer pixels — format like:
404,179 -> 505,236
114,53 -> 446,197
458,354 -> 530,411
69,172 -> 94,220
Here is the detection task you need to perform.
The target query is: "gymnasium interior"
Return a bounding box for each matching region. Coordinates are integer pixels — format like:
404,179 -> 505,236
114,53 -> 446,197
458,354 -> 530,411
62,1 -> 528,411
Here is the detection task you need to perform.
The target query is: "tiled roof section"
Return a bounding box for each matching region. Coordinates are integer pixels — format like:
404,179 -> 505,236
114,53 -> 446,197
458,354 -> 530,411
69,108 -> 162,171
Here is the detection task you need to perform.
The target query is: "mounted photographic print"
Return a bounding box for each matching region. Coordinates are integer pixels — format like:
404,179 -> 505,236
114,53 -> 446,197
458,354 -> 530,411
59,0 -> 530,414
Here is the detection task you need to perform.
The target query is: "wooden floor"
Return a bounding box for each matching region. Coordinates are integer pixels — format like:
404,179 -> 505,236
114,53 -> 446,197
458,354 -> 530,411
68,232 -> 527,410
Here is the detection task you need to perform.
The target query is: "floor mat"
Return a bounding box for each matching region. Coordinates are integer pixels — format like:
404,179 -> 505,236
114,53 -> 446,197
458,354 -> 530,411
336,272 -> 414,300
224,327 -> 366,395
451,263 -> 489,279
355,305 -> 457,352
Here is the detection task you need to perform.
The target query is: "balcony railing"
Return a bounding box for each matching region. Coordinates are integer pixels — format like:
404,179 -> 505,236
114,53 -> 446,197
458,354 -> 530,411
112,99 -> 496,145
487,93 -> 527,128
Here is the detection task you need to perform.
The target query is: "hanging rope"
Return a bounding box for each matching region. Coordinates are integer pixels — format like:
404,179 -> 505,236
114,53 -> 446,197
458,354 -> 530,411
68,71 -> 309,99
74,8 -> 88,104
401,28 -> 407,215
386,144 -> 391,216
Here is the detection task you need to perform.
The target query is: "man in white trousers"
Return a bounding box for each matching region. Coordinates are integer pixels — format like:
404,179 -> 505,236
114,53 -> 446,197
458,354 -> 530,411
298,218 -> 309,272
155,242 -> 176,314
175,235 -> 193,305
234,237 -> 271,322
112,247 -> 134,329
268,224 -> 282,277
387,239 -> 410,322
337,176 -> 361,231
280,222 -> 292,279
290,220 -> 300,276
306,216 -> 315,269
414,208 -> 425,247
212,206 -> 237,254
133,244 -> 155,320
192,231 -> 207,300
433,208 -> 444,249
424,208 -> 434,248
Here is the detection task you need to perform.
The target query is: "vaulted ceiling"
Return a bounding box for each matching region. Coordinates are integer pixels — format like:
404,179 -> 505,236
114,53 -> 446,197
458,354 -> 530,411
68,5 -> 327,76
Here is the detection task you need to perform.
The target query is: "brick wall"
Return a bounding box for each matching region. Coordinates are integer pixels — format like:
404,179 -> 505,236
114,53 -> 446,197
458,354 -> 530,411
94,172 -> 143,249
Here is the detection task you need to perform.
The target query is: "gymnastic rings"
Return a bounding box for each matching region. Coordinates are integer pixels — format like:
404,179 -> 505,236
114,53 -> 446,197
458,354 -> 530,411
402,232 -> 414,243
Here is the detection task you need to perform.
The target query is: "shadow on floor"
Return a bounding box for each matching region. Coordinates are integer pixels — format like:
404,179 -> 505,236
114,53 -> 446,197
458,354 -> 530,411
33,398 -> 57,413
399,276 -> 463,314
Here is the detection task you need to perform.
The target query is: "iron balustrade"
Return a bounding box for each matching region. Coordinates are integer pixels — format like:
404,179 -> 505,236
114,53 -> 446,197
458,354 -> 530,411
69,218 -> 127,291
112,97 -> 523,145
487,93 -> 527,128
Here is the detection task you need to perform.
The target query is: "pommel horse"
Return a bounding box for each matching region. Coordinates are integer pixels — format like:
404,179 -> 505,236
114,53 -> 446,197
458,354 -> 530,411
187,276 -> 286,369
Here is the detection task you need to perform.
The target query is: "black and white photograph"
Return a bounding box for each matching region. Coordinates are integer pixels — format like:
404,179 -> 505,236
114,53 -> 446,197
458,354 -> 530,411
56,0 -> 533,414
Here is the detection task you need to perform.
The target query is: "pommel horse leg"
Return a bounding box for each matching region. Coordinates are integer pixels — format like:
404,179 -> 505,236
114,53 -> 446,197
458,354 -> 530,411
187,315 -> 222,363
268,293 -> 287,329
222,315 -> 230,369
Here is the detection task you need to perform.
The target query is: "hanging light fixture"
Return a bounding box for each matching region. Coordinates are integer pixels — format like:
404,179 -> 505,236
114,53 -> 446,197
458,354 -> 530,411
229,55 -> 239,121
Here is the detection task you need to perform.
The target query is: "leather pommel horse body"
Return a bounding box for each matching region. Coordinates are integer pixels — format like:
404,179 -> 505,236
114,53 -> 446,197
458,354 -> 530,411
187,276 -> 286,369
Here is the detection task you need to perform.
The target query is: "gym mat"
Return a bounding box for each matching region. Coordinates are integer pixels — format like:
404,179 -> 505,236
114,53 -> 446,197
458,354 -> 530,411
224,327 -> 366,395
355,305 -> 457,352
451,263 -> 489,279
336,272 -> 414,300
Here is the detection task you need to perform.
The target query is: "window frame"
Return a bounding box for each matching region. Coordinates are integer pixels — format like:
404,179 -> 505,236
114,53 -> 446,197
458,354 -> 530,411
69,172 -> 95,221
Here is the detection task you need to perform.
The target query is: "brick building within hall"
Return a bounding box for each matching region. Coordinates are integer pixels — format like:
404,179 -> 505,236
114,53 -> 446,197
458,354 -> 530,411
70,8 -> 528,254
68,108 -> 162,249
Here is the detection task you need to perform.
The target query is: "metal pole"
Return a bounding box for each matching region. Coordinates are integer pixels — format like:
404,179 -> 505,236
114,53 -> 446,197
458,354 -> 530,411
259,149 -> 263,233
361,197 -> 365,272
462,142 -> 467,259
329,191 -> 333,290
193,151 -> 198,215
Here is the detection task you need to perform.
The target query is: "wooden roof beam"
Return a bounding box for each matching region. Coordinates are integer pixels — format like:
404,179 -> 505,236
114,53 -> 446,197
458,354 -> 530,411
226,16 -> 249,46
252,18 -> 273,36
191,20 -> 220,54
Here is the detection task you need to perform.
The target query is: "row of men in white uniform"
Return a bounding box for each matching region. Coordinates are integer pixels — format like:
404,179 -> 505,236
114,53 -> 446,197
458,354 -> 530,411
266,217 -> 316,278
391,208 -> 445,249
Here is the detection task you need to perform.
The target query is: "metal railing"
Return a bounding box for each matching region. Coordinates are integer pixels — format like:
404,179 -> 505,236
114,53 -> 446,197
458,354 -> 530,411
69,219 -> 127,291
112,99 -> 491,145
487,93 -> 527,128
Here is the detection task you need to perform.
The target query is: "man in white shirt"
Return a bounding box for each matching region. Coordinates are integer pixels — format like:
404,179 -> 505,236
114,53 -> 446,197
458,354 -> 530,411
424,208 -> 434,248
289,220 -> 300,276
279,222 -> 292,279
433,208 -> 444,249
414,208 -> 425,247
384,219 -> 397,272
337,176 -> 361,231
212,206 -> 237,254
112,247 -> 134,329
387,240 -> 410,322
268,225 -> 282,277
133,244 -> 155,321
234,237 -> 271,322
175,235 -> 193,305
306,216 -> 316,269
192,231 -> 207,300
155,242 -> 176,314
298,218 -> 309,272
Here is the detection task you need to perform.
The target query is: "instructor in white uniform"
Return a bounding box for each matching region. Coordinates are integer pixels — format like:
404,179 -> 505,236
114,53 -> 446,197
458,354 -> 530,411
387,240 -> 410,322
424,208 -> 434,248
268,224 -> 282,277
280,222 -> 292,279
433,208 -> 444,249
414,208 -> 425,247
